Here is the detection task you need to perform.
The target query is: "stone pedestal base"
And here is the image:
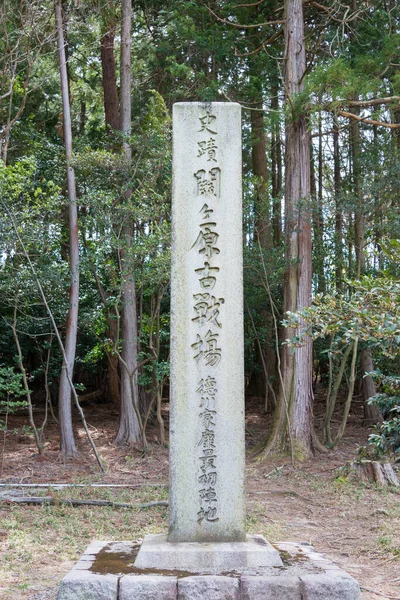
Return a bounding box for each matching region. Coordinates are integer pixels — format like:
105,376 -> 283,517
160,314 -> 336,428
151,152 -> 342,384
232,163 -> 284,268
133,533 -> 283,573
57,540 -> 361,600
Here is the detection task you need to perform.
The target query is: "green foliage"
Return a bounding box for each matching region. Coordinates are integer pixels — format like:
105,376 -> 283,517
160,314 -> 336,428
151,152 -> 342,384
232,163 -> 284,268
368,373 -> 400,457
284,277 -> 400,359
0,367 -> 27,431
0,0 -> 399,450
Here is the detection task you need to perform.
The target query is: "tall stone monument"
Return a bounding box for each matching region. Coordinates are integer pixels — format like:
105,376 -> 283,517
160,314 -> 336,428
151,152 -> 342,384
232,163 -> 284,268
57,102 -> 361,600
169,102 -> 245,543
134,102 -> 282,571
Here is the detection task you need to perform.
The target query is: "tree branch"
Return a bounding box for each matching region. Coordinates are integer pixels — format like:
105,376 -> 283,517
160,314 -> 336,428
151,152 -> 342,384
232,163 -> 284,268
1,495 -> 168,509
347,96 -> 400,107
206,5 -> 284,28
234,30 -> 283,57
338,110 -> 400,129
231,0 -> 265,7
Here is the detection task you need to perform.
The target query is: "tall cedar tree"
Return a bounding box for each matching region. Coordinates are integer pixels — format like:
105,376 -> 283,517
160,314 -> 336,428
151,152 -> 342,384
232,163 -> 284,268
260,0 -> 314,459
114,0 -> 141,445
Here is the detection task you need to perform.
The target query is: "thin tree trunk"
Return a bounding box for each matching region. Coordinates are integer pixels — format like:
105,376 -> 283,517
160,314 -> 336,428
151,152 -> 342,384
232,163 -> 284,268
250,99 -> 271,249
55,0 -> 79,457
333,116 -> 343,291
12,303 -> 42,455
351,102 -> 365,278
360,348 -> 383,426
250,90 -> 275,401
348,65 -> 381,425
313,110 -> 326,293
271,78 -> 282,247
325,342 -> 353,446
115,0 -> 141,445
332,338 -> 358,448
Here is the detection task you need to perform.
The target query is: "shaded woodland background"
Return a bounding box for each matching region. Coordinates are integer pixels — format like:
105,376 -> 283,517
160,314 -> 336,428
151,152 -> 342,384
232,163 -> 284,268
1,0 -> 400,468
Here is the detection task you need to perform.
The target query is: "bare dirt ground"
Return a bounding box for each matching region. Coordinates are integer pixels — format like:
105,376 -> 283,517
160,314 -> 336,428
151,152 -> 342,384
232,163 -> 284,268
0,394 -> 399,600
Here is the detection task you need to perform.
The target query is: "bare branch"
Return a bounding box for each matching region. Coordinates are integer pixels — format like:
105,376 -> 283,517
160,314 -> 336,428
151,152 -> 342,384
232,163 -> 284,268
206,5 -> 284,28
231,0 -> 265,7
338,110 -> 400,129
306,1 -> 364,24
347,96 -> 400,107
234,29 -> 283,57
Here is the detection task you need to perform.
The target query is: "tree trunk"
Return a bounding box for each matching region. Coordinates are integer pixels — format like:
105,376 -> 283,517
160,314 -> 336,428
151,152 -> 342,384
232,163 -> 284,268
351,103 -> 366,278
114,0 -> 141,445
271,78 -> 282,247
360,348 -> 383,426
100,25 -> 120,131
250,92 -> 275,402
349,80 -> 382,426
55,0 -> 79,457
115,226 -> 141,444
260,0 -> 313,460
348,460 -> 399,487
250,99 -> 271,250
314,110 -> 326,293
333,116 -> 343,291
107,316 -> 120,406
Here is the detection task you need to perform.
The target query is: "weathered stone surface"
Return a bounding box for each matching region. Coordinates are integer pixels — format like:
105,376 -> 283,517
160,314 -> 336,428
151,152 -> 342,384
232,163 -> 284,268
300,573 -> 361,600
57,570 -> 118,600
74,558 -> 94,570
241,575 -> 301,599
134,533 -> 282,573
169,102 -> 245,543
119,575 -> 177,600
84,540 -> 110,555
177,575 -> 239,600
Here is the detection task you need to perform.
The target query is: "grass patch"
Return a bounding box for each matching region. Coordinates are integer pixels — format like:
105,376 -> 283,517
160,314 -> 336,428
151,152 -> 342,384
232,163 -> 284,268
0,485 -> 168,594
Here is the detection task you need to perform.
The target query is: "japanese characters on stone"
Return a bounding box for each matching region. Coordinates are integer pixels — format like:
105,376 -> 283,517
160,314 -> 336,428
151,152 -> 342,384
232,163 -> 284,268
191,109 -> 224,525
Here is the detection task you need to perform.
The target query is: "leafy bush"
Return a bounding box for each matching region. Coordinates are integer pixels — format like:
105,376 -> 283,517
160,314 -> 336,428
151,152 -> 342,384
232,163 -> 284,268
0,366 -> 27,431
368,373 -> 400,457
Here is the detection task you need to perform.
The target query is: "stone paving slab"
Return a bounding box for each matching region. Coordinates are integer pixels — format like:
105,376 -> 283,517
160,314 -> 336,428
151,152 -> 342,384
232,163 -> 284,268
57,540 -> 360,599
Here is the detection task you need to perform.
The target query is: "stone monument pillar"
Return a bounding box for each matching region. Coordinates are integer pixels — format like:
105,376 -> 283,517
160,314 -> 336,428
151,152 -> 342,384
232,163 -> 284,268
169,102 -> 245,543
134,103 -> 282,572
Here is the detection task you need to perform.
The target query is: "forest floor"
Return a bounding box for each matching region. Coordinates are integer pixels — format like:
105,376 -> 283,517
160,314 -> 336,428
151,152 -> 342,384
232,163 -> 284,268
0,392 -> 399,600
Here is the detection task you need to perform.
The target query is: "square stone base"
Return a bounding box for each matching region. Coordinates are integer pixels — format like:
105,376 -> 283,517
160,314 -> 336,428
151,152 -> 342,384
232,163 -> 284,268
57,540 -> 361,600
133,533 -> 283,573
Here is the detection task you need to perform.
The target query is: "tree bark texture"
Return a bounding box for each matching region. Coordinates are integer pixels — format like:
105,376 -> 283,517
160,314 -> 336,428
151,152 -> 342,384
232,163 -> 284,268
265,0 -> 313,459
314,111 -> 326,293
250,100 -> 271,250
107,315 -> 120,406
55,0 -> 79,457
114,0 -> 141,445
333,117 -> 343,291
100,26 -> 120,131
351,102 -> 366,278
271,78 -> 282,247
